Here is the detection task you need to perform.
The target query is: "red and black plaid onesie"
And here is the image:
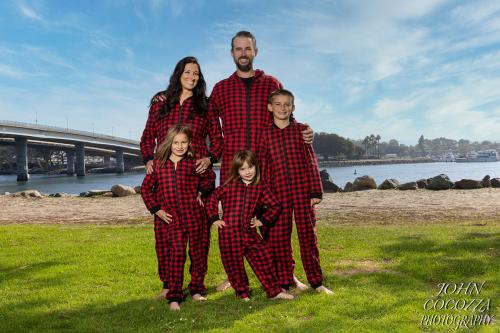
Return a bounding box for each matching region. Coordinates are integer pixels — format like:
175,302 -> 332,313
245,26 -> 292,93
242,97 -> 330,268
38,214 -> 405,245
258,122 -> 324,289
140,98 -> 223,290
141,157 -> 215,303
206,180 -> 283,299
208,70 -> 282,183
140,97 -> 223,164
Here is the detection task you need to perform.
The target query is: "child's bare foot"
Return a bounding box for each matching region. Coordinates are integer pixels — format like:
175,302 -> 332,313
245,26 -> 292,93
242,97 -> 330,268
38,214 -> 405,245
216,279 -> 231,292
273,291 -> 294,300
293,276 -> 309,291
169,302 -> 180,311
192,293 -> 207,302
316,285 -> 334,294
156,288 -> 169,300
242,297 -> 250,302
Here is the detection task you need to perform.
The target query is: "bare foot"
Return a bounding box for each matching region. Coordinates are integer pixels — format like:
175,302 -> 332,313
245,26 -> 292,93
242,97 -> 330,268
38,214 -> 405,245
216,279 -> 231,292
293,276 -> 309,291
242,297 -> 250,302
169,302 -> 181,311
192,293 -> 207,302
273,291 -> 294,300
156,288 -> 169,300
316,285 -> 334,294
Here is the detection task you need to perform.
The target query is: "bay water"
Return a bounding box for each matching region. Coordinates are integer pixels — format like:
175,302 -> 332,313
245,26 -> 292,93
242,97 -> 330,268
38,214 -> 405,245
1,162 -> 499,195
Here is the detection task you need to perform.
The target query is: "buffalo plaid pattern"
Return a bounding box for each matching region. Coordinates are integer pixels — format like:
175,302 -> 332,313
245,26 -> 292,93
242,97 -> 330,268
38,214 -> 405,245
206,180 -> 283,298
140,97 -> 223,164
208,70 -> 282,183
141,157 -> 215,303
258,122 -> 324,288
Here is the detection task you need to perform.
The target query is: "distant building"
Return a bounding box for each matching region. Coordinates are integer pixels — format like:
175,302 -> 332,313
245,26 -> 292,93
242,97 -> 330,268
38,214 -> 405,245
384,153 -> 398,159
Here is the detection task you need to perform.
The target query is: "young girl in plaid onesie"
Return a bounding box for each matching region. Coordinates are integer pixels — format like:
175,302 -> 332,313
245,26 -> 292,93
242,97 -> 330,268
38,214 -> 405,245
141,124 -> 216,311
258,89 -> 333,295
141,57 -> 222,299
206,150 -> 294,301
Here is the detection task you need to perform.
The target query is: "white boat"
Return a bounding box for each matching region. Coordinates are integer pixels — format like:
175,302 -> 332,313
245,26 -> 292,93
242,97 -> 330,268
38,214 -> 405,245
455,150 -> 498,162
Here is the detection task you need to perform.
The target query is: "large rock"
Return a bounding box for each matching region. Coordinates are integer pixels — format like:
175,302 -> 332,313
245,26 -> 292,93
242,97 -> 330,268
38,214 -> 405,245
426,174 -> 453,191
491,178 -> 500,188
81,190 -> 111,197
344,182 -> 353,192
49,192 -> 73,197
398,182 -> 418,191
416,179 -> 428,189
454,179 -> 482,190
134,185 -> 142,194
111,184 -> 136,197
11,190 -> 44,198
481,175 -> 491,188
378,179 -> 400,190
351,175 -> 377,191
320,170 -> 341,193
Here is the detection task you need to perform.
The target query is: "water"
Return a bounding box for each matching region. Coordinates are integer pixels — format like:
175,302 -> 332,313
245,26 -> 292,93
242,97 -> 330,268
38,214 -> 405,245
1,162 -> 499,194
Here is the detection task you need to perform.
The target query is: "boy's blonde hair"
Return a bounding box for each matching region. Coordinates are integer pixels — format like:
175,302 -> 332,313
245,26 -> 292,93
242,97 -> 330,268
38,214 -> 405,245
155,124 -> 194,166
224,150 -> 261,186
268,88 -> 295,106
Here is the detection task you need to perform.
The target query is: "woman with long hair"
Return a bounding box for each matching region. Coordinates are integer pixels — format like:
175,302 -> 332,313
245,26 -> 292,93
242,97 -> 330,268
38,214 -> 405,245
140,57 -> 223,299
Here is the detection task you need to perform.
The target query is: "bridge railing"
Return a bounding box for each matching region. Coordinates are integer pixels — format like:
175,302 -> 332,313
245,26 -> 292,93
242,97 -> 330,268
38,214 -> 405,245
0,120 -> 139,145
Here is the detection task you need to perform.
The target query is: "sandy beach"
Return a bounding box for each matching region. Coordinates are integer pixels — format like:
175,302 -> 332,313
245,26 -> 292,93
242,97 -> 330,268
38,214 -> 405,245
1,188 -> 499,225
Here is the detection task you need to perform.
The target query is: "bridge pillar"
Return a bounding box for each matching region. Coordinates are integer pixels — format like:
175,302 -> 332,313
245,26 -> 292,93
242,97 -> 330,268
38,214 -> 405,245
115,149 -> 124,174
75,143 -> 85,176
15,137 -> 29,181
66,150 -> 75,175
103,155 -> 111,167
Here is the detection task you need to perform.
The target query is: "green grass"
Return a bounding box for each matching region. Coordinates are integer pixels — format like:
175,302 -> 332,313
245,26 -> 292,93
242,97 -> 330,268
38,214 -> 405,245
0,221 -> 498,332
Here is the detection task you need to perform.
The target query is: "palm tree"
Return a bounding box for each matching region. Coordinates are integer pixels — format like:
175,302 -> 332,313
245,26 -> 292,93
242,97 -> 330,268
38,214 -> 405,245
369,134 -> 376,157
376,134 -> 381,158
362,136 -> 369,157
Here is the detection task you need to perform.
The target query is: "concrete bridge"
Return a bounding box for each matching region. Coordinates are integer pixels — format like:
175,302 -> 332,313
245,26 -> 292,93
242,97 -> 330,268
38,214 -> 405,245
0,120 -> 141,181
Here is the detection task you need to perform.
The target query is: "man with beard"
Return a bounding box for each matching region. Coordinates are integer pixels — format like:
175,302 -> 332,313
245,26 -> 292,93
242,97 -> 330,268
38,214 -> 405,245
209,31 -> 313,292
209,31 -> 313,184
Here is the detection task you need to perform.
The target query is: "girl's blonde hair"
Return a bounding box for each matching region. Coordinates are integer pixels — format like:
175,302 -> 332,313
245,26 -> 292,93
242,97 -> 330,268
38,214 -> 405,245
155,124 -> 194,166
224,150 -> 261,185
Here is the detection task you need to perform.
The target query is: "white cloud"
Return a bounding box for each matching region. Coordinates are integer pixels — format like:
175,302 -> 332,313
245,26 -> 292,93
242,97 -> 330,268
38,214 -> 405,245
373,98 -> 416,118
18,4 -> 44,22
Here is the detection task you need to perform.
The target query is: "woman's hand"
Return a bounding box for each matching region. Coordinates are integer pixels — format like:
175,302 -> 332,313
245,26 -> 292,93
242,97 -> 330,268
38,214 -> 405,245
155,210 -> 172,223
146,160 -> 154,174
195,157 -> 211,173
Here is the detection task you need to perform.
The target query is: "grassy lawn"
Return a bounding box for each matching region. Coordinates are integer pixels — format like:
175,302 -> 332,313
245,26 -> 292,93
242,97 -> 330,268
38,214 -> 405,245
0,221 -> 498,332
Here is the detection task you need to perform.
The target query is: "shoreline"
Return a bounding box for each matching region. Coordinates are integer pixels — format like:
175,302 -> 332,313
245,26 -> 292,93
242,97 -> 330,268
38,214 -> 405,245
0,158 -> 437,176
318,157 -> 434,167
1,188 -> 499,225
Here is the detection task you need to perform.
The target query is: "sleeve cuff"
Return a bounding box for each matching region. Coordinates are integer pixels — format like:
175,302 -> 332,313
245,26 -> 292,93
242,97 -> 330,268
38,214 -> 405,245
143,156 -> 154,165
260,216 -> 272,227
149,205 -> 161,215
207,152 -> 218,165
209,215 -> 220,224
311,192 -> 323,199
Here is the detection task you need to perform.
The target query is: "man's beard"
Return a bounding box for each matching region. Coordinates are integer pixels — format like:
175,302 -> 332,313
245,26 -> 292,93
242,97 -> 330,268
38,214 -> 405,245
235,57 -> 253,72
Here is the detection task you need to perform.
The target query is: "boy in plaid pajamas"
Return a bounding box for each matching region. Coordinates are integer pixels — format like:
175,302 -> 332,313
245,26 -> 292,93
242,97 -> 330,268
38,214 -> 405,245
206,150 -> 294,301
258,89 -> 333,294
141,124 -> 216,311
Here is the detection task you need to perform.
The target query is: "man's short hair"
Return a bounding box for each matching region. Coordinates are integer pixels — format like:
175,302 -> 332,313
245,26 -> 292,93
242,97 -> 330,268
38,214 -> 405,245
231,31 -> 257,50
268,89 -> 295,106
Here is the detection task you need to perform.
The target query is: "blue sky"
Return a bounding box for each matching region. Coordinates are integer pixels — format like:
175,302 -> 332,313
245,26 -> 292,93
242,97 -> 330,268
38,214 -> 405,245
1,0 -> 500,144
